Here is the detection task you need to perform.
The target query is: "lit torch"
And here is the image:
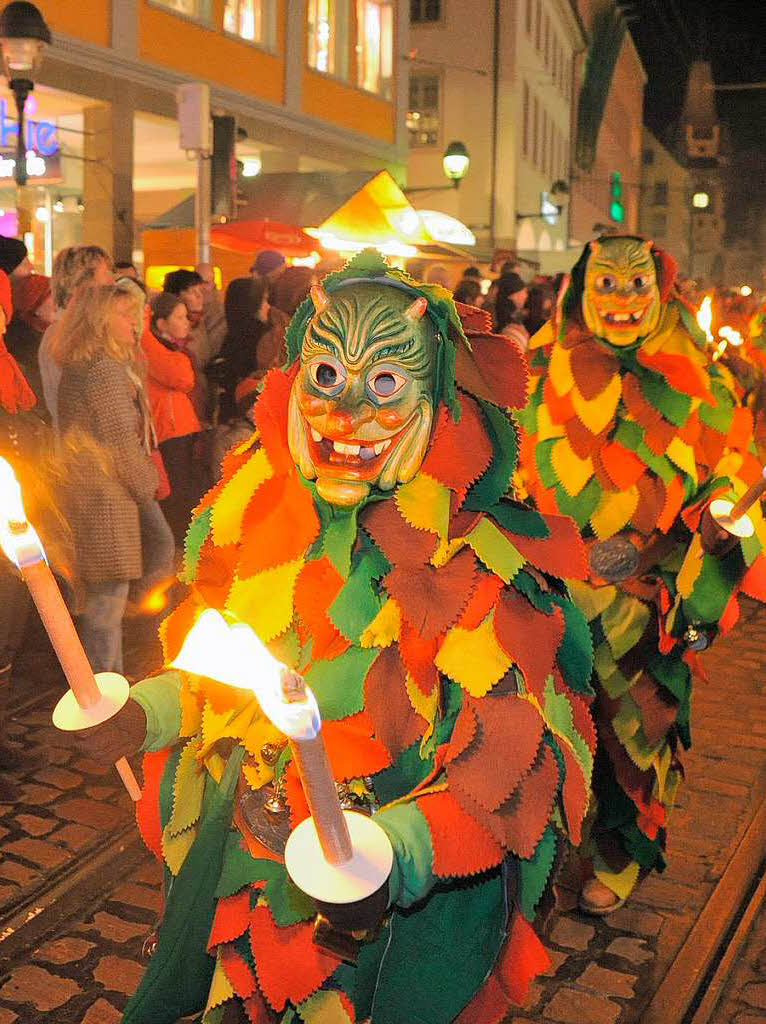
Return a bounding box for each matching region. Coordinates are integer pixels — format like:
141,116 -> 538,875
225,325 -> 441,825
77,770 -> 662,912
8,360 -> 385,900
708,466 -> 766,540
0,457 -> 141,801
697,295 -> 714,345
172,610 -> 392,912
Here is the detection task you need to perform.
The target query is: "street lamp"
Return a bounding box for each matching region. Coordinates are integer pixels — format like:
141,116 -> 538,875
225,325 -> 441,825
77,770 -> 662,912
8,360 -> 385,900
0,2 -> 51,187
404,140 -> 471,194
692,191 -> 710,209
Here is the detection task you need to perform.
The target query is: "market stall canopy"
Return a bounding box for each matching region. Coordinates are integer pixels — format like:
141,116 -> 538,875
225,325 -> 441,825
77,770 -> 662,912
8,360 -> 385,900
210,220 -> 315,256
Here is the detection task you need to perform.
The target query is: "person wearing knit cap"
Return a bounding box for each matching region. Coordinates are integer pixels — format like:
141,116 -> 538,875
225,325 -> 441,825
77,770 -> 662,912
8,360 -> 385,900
249,248 -> 285,283
0,236 -> 31,280
0,267 -> 40,800
6,274 -> 54,411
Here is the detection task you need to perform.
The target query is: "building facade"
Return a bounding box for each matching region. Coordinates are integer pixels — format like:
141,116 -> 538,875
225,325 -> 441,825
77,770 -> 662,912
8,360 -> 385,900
4,0 -> 407,270
638,128 -> 691,272
405,0 -> 584,273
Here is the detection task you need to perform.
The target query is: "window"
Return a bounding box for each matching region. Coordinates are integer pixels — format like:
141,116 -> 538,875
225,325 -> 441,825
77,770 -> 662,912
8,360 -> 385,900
357,0 -> 393,97
544,13 -> 550,67
522,80 -> 530,158
542,109 -> 548,175
223,0 -> 277,46
653,181 -> 668,205
525,0 -> 532,35
308,0 -> 349,78
151,0 -> 210,19
410,0 -> 440,22
408,75 -> 440,147
552,35 -> 558,84
642,148 -> 655,166
535,0 -> 541,50
533,95 -> 539,167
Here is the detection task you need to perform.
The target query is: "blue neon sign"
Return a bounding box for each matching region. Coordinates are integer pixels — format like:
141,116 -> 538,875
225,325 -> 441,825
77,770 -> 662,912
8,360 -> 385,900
0,99 -> 59,157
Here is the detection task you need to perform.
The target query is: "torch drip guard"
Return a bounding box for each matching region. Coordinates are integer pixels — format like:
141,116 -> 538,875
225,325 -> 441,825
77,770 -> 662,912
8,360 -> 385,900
284,811 -> 393,906
709,497 -> 755,540
52,671 -> 131,731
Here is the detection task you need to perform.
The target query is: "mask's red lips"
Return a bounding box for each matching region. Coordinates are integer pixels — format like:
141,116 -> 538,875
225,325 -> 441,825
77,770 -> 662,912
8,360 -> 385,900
305,421 -> 408,479
599,306 -> 650,328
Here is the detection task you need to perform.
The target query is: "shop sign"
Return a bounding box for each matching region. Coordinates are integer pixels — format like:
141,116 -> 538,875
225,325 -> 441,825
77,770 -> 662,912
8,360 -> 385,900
0,99 -> 59,156
0,150 -> 63,184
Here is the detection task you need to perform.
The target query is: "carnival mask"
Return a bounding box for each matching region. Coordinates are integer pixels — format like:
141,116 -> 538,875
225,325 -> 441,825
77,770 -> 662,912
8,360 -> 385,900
287,282 -> 438,507
582,238 -> 662,348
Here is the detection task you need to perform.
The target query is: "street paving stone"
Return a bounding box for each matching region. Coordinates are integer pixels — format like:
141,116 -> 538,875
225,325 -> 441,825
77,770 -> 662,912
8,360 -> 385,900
0,603 -> 764,1021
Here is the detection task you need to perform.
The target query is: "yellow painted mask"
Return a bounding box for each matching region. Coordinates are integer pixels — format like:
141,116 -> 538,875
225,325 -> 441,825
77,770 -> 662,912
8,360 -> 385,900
582,237 -> 662,348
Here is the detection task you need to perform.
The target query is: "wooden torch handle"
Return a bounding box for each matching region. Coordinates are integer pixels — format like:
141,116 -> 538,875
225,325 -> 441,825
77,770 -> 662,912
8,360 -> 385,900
728,473 -> 766,523
289,733 -> 353,865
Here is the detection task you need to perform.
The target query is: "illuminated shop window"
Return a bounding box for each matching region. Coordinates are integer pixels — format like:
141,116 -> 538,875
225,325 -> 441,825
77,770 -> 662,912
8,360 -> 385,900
151,0 -> 210,20
223,0 -> 277,47
308,0 -> 350,79
407,75 -> 439,147
356,0 -> 393,98
411,0 -> 440,23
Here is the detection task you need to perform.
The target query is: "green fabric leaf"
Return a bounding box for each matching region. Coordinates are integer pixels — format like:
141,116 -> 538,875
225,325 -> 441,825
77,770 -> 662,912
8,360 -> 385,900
678,301 -> 707,348
699,381 -> 734,433
541,675 -> 594,781
362,875 -> 506,1024
122,747 -> 245,1024
518,825 -> 557,922
682,551 -> 739,625
555,477 -> 601,531
328,547 -> 387,643
375,802 -> 436,909
466,517 -> 524,583
264,870 -> 317,927
647,652 -> 690,705
532,438 -> 558,490
465,401 -> 519,509
182,505 -> 212,583
601,593 -> 651,661
305,646 -> 379,720
551,593 -> 595,696
512,569 -> 554,615
613,418 -> 643,452
216,838 -> 282,899
167,737 -> 206,837
639,374 -> 691,427
319,506 -> 360,580
622,822 -> 666,872
487,500 -> 550,538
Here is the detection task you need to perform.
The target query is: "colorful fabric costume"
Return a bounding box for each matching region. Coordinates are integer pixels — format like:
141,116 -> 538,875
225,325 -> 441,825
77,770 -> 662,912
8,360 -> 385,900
517,237 -> 766,902
121,252 -> 597,1024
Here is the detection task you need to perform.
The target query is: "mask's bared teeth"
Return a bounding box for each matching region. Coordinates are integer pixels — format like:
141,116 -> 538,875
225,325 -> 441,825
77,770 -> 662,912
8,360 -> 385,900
333,441 -> 361,456
359,446 -> 377,462
310,428 -> 322,442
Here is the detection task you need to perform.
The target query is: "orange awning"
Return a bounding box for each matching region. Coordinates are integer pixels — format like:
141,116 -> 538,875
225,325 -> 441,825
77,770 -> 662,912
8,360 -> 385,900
210,220 -> 316,256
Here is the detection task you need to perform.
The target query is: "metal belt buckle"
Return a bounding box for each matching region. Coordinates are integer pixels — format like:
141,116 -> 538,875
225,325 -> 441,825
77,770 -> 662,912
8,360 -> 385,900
588,536 -> 640,583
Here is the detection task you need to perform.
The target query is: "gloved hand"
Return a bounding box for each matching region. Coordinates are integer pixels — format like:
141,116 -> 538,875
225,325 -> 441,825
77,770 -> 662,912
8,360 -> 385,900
63,698 -> 148,765
699,504 -> 740,557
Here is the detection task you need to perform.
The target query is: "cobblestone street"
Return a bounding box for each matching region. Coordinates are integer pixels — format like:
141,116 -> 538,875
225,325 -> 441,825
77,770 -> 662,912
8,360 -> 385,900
0,602 -> 764,1022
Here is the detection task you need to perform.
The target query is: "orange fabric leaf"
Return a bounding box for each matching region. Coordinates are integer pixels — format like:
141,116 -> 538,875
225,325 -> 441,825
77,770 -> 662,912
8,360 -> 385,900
456,573 -> 505,631
195,540 -> 240,609
494,590 -> 565,700
322,711 -> 392,779
504,513 -> 588,581
643,417 -> 677,457
249,905 -> 337,1011
678,409 -> 701,447
728,405 -> 753,452
718,592 -> 740,634
565,416 -> 603,459
208,889 -> 252,951
600,442 -> 646,491
418,790 -> 503,877
222,945 -> 257,1000
136,749 -> 170,861
632,474 -> 665,536
363,645 -> 425,758
398,624 -> 440,695
454,331 -> 529,410
741,556 -> 766,601
251,369 -> 294,475
160,593 -> 204,663
285,760 -> 309,829
656,475 -> 685,534
382,548 -> 478,643
238,474 -> 320,578
568,689 -> 597,757
543,372 -> 575,423
422,394 -> 493,494
294,558 -> 348,661
444,701 -> 478,763
638,350 -> 713,404
621,373 -> 662,430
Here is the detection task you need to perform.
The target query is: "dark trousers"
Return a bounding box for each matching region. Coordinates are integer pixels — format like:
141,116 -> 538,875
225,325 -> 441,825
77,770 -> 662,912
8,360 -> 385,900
159,433 -> 206,547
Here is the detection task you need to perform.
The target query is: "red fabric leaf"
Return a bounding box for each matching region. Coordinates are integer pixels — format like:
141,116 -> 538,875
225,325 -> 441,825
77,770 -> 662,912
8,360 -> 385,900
600,442 -> 646,490
494,589 -> 565,701
542,373 -> 575,424
456,573 -> 504,631
285,760 -> 309,829
243,986 -> 274,1024
136,749 -> 171,861
643,417 -> 677,457
249,905 -> 337,1011
457,302 -> 493,335
208,889 -> 251,951
565,415 -> 603,459
718,591 -> 740,634
632,473 -> 665,536
503,513 -> 588,581
447,695 -> 544,813
654,246 -> 678,302
422,394 -> 493,494
222,944 -> 257,999
561,745 -> 589,845
294,558 -> 348,661
656,475 -> 685,534
569,341 -> 619,401
363,645 -> 425,758
454,332 -> 529,410
398,624 -> 440,695
741,556 -> 766,601
418,790 -> 503,877
382,548 -> 478,642
496,743 -> 560,858
568,690 -> 598,757
322,711 -> 392,779
637,349 -> 713,405
195,540 -> 240,609
359,500 -> 437,567
238,474 -> 320,578
444,701 -> 478,763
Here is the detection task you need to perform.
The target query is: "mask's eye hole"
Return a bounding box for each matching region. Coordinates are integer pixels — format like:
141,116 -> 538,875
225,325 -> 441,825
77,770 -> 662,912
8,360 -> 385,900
309,358 -> 346,394
596,275 -> 616,292
368,369 -> 407,400
633,275 -> 650,291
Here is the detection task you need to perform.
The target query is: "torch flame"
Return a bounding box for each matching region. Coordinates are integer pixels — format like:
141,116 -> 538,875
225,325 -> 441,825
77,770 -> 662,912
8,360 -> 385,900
171,609 -> 320,740
719,325 -> 743,348
0,456 -> 43,568
697,295 -> 714,343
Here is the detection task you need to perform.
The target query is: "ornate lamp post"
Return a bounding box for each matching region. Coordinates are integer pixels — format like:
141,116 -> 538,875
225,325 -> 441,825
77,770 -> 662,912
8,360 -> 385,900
0,1 -> 51,187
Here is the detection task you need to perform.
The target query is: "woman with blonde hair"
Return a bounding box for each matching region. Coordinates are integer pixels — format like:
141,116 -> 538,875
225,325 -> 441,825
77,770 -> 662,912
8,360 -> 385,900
53,283 -> 164,673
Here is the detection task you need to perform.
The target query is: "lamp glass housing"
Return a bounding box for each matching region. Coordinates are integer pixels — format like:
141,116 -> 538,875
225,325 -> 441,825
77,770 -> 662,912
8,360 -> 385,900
0,36 -> 43,74
442,141 -> 469,182
692,191 -> 710,209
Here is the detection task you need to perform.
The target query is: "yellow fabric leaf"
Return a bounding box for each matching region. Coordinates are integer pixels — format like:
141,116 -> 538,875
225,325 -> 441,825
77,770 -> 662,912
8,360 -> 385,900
162,822 -> 197,876
537,402 -> 566,442
179,686 -> 202,738
431,535 -> 468,568
242,761 -> 274,791
227,559 -> 303,642
549,341 -> 574,394
466,517 -> 524,583
360,598 -> 402,648
594,855 -> 640,901
395,473 -> 451,539
233,428 -> 260,457
589,486 -> 639,540
200,702 -> 238,759
551,437 -> 594,498
638,304 -> 681,356
676,534 -> 703,598
205,952 -> 235,1014
204,750 -> 225,784
298,989 -> 354,1024
666,436 -> 698,486
528,319 -> 556,352
243,713 -> 284,760
211,447 -> 272,546
435,610 -> 512,698
567,579 -> 617,621
571,372 -> 622,435
167,737 -> 205,837
404,671 -> 438,748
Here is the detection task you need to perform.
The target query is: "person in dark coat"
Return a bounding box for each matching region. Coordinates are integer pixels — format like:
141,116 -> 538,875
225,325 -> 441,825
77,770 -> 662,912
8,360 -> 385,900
6,274 -> 54,411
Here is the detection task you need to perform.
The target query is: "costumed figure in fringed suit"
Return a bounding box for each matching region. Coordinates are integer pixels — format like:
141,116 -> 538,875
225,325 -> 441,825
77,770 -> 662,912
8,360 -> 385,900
68,252 -> 597,1024
517,236 -> 766,915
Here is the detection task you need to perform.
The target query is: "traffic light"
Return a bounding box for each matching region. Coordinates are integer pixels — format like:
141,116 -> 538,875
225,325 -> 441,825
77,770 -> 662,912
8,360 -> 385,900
609,171 -> 624,224
211,114 -> 236,219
